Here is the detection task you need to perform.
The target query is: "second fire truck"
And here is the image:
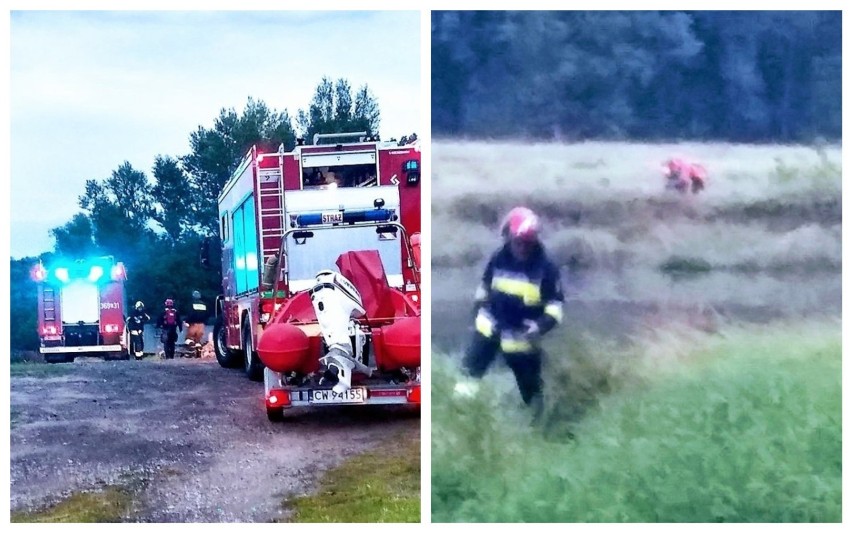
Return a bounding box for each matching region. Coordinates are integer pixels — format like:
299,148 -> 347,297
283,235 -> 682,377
206,132 -> 422,420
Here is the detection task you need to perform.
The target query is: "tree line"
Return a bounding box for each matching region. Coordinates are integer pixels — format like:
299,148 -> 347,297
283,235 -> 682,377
432,11 -> 841,142
11,77 -> 389,351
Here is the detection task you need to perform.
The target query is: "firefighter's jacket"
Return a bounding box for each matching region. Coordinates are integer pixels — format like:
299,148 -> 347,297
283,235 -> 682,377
126,310 -> 150,332
157,308 -> 183,333
186,299 -> 209,325
474,243 -> 564,353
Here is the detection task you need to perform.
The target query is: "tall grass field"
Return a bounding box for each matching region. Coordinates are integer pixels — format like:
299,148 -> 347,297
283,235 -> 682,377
430,140 -> 841,522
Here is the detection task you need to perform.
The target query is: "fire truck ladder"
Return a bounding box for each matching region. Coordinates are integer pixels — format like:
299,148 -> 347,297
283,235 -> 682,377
43,287 -> 57,322
257,161 -> 286,268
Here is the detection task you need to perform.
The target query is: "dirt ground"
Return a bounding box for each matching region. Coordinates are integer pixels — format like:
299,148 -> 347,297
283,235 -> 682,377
10,357 -> 419,523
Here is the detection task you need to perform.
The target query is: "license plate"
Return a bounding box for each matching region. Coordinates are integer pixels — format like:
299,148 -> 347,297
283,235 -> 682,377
310,387 -> 366,404
321,212 -> 343,224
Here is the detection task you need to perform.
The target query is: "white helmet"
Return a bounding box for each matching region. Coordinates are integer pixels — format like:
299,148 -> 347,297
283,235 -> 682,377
135,301 -> 145,310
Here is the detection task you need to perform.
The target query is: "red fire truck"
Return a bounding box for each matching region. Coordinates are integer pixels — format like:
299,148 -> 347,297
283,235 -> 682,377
31,256 -> 129,363
206,132 -> 421,420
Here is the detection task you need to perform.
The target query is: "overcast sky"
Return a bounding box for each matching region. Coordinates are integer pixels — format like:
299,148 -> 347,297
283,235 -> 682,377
9,10 -> 421,259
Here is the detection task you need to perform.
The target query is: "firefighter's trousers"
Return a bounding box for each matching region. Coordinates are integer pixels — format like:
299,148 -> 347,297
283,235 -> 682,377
129,329 -> 144,358
186,323 -> 205,356
162,329 -> 178,359
463,329 -> 544,407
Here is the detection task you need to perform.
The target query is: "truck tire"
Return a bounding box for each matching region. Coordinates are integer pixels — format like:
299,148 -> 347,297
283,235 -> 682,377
44,353 -> 67,364
267,407 -> 285,422
242,318 -> 265,382
214,317 -> 242,369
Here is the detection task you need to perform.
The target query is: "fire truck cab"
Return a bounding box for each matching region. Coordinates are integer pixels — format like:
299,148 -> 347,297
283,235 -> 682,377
31,256 -> 129,363
211,132 -> 422,404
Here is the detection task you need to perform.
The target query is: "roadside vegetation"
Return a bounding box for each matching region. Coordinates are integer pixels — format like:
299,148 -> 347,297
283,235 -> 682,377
11,487 -> 134,523
10,361 -> 73,378
432,318 -> 841,522
284,433 -> 420,523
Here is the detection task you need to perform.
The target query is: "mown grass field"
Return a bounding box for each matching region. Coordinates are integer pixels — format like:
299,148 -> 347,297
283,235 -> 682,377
432,140 -> 840,271
431,140 -> 841,522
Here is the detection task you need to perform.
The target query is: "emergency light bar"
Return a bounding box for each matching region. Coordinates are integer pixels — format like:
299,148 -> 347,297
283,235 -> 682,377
290,208 -> 397,228
36,258 -> 126,284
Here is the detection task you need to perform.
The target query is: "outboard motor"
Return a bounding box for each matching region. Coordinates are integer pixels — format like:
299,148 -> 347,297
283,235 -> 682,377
309,270 -> 372,393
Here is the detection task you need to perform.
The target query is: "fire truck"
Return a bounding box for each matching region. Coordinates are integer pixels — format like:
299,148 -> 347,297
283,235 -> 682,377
31,256 -> 129,363
206,132 -> 422,420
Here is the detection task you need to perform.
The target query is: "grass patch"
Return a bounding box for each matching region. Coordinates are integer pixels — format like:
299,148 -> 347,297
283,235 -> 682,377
285,434 -> 420,523
10,362 -> 73,378
11,487 -> 134,523
660,255 -> 713,275
432,319 -> 841,522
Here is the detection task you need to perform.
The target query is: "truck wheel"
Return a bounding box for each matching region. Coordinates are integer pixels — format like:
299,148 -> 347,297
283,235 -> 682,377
106,350 -> 129,361
267,408 -> 285,422
242,319 -> 264,382
214,317 -> 242,369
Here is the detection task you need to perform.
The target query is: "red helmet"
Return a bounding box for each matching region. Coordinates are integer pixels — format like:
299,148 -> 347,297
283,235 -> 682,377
501,207 -> 541,242
164,298 -> 174,307
665,158 -> 687,174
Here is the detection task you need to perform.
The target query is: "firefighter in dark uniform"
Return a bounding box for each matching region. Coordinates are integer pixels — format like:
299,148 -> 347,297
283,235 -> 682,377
156,298 -> 182,360
456,207 -> 564,420
126,301 -> 150,360
184,290 -> 209,358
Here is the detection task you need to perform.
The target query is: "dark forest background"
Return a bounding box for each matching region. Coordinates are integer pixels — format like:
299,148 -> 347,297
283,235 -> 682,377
432,11 -> 842,142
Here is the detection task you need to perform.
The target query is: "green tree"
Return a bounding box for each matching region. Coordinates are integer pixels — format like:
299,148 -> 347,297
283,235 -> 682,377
77,162 -> 156,281
50,213 -> 97,258
10,256 -> 43,352
353,84 -> 381,137
298,77 -> 382,141
152,155 -> 195,242
182,97 -> 296,236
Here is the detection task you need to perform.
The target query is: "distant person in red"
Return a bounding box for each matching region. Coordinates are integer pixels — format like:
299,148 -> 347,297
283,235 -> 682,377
156,298 -> 182,360
688,163 -> 707,194
664,158 -> 707,194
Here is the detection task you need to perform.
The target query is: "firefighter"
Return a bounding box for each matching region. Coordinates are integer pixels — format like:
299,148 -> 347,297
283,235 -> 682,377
689,163 -> 707,194
664,158 -> 690,193
664,158 -> 707,194
156,298 -> 182,360
455,207 -> 564,421
125,301 -> 150,360
184,290 -> 209,358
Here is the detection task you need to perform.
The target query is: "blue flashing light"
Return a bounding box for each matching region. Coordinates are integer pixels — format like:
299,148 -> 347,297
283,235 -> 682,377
54,268 -> 70,283
88,265 -> 104,282
47,257 -> 117,285
292,208 -> 396,228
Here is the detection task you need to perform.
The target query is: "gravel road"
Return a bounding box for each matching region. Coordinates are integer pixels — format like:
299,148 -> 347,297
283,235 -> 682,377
10,357 -> 420,523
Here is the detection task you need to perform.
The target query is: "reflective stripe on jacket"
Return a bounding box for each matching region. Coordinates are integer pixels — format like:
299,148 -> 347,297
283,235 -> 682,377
475,243 -> 564,335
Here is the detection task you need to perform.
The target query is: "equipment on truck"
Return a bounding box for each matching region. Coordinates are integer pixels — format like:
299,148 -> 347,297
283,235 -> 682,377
205,132 -> 422,421
32,256 -> 129,363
